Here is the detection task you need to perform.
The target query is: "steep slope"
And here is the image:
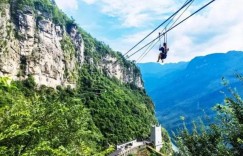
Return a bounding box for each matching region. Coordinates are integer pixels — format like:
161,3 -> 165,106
0,0 -> 143,89
0,0 -> 156,155
0,0 -> 84,88
139,51 -> 243,133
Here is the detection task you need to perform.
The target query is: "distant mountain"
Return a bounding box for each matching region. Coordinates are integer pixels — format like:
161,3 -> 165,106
138,62 -> 188,92
138,51 -> 243,134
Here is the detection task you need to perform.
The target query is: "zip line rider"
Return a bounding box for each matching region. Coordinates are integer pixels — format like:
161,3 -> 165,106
157,31 -> 169,62
157,42 -> 169,62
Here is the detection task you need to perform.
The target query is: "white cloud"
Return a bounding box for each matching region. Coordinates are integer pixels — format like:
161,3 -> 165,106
55,0 -> 243,63
111,0 -> 243,63
55,0 -> 79,10
103,0 -> 177,27
164,0 -> 243,62
81,0 -> 177,27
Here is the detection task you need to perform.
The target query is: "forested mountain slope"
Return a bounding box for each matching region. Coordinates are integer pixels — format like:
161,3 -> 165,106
0,0 -> 156,155
138,51 -> 243,133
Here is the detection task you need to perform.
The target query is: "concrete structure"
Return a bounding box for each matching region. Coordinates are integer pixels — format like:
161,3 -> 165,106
109,140 -> 146,156
116,140 -> 137,150
150,125 -> 163,151
109,125 -> 164,155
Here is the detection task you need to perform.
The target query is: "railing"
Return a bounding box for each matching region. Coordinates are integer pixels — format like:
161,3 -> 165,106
109,141 -> 164,156
119,144 -> 146,156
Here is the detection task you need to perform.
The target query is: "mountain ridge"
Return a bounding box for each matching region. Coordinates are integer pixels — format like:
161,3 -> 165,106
138,51 -> 243,133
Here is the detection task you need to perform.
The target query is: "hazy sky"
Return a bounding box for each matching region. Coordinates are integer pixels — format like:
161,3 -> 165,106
55,0 -> 243,63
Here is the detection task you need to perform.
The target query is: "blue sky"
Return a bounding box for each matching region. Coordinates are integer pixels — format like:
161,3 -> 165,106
55,0 -> 243,63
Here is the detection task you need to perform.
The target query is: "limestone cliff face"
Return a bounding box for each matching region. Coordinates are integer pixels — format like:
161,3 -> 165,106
0,3 -> 84,88
100,55 -> 143,88
0,1 -> 143,88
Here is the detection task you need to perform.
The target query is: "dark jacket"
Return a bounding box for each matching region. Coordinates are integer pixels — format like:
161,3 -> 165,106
159,46 -> 167,59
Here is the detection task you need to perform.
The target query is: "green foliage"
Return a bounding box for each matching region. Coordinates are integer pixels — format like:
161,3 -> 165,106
78,64 -> 156,145
0,0 -> 9,4
33,0 -> 68,26
160,127 -> 173,155
175,121 -> 229,156
3,0 -> 156,154
17,0 -> 34,10
94,145 -> 115,156
0,69 -> 155,154
60,35 -> 78,81
174,75 -> 243,156
0,76 -> 104,155
213,78 -> 243,155
11,0 -> 70,28
60,35 -> 76,59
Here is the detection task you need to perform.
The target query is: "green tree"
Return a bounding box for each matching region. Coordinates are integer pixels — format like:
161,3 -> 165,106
2,0 -> 157,154
0,77 -> 103,155
160,127 -> 173,155
174,75 -> 243,156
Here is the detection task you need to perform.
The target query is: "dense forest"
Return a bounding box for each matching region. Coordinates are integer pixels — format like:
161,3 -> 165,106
0,0 -> 156,155
0,72 -> 155,155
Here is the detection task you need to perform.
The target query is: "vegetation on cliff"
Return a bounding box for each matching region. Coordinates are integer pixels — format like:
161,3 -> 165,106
0,67 -> 155,155
160,127 -> 173,155
0,0 -> 156,155
0,77 -> 105,155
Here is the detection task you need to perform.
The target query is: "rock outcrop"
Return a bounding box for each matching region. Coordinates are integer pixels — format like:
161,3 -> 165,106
100,55 -> 143,88
0,3 -> 84,88
0,1 -> 143,88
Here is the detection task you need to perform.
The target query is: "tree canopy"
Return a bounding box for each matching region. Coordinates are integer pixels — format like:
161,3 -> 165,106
174,75 -> 243,156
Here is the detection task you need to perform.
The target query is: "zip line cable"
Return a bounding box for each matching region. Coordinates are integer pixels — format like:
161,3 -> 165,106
114,0 -> 192,65
137,39 -> 160,63
127,0 -> 215,59
137,39 -> 159,63
163,0 -> 193,33
166,0 -> 195,36
134,0 -> 195,62
137,40 -> 158,62
124,0 -> 194,57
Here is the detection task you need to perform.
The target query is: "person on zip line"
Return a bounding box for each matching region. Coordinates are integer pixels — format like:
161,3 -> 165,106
157,42 -> 169,63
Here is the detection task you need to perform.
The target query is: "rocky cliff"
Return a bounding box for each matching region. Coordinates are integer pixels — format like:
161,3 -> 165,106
0,0 -> 143,88
0,1 -> 157,154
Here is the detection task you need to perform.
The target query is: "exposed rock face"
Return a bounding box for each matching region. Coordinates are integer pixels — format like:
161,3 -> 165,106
0,2 -> 143,89
0,4 -> 84,88
0,4 -> 20,79
100,55 -> 143,88
68,25 -> 84,63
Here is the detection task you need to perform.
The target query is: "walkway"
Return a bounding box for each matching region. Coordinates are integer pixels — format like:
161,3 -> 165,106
109,141 -> 145,156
